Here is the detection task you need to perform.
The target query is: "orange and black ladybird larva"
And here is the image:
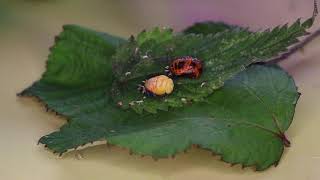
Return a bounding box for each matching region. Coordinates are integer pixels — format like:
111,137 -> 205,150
168,56 -> 203,78
138,75 -> 174,96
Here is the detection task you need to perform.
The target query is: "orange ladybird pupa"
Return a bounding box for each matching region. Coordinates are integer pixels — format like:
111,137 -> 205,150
144,75 -> 174,96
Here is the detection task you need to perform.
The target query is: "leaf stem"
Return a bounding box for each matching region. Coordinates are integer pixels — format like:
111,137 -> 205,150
278,133 -> 291,147
268,0 -> 319,64
267,28 -> 320,64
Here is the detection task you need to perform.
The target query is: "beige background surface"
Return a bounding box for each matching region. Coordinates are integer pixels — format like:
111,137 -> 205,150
1,0 -> 320,179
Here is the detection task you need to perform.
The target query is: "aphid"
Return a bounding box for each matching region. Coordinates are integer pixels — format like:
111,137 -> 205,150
138,75 -> 174,96
142,55 -> 149,59
117,101 -> 123,107
169,56 -> 203,78
134,47 -> 139,54
125,72 -> 131,76
181,98 -> 187,103
129,101 -> 135,106
135,100 -> 144,104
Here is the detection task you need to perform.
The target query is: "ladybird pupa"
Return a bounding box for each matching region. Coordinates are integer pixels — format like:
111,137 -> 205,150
169,56 -> 203,78
143,75 -> 174,96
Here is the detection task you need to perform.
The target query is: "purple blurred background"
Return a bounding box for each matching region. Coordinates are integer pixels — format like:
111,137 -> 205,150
0,0 -> 318,37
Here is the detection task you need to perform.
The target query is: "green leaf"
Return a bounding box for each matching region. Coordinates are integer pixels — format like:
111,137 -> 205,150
183,21 -> 249,35
137,27 -> 173,45
19,24 -> 125,116
41,24 -> 125,88
112,27 -> 174,82
20,63 -> 299,170
111,18 -> 312,113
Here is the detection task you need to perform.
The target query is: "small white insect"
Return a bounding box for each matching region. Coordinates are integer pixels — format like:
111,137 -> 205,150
125,72 -> 131,76
135,100 -> 144,104
134,47 -> 139,54
181,98 -> 187,103
164,66 -> 170,73
142,55 -> 149,59
201,82 -> 206,88
117,101 -> 123,107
